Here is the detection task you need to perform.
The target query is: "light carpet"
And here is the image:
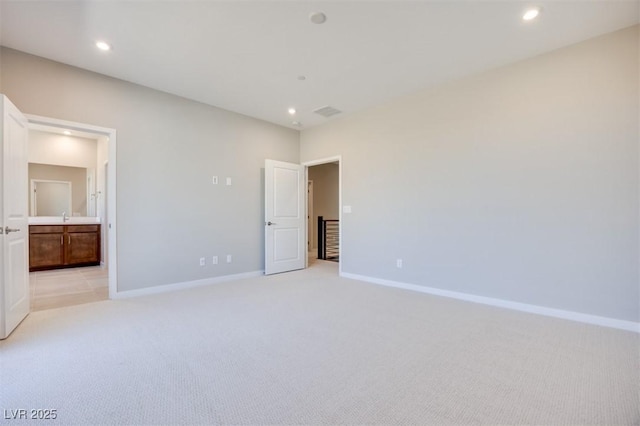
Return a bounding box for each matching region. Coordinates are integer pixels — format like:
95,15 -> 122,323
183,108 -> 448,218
1,260 -> 638,425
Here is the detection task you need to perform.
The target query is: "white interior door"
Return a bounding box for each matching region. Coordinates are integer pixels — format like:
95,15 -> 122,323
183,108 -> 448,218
1,95 -> 29,339
265,159 -> 305,275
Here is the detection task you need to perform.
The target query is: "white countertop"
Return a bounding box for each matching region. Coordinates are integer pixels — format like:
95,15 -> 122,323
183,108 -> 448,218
29,216 -> 101,225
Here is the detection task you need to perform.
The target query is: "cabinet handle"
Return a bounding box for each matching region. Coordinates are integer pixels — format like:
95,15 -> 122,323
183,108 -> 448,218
68,235 -> 71,245
60,235 -> 63,245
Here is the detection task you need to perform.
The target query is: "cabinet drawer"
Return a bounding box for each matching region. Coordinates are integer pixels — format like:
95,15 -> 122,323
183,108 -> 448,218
65,225 -> 99,233
30,225 -> 64,234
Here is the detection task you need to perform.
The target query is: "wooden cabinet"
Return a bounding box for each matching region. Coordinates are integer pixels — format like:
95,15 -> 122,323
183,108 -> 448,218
29,226 -> 64,269
29,225 -> 100,271
65,226 -> 100,266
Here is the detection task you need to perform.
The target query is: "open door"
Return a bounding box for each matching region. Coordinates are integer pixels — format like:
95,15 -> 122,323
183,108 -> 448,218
1,95 -> 30,339
264,159 -> 305,275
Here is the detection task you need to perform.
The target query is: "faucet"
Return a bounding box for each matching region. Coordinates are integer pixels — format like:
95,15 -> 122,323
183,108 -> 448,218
62,211 -> 69,222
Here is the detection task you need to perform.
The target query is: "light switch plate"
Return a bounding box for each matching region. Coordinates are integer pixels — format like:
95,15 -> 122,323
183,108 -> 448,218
226,177 -> 232,186
212,176 -> 218,185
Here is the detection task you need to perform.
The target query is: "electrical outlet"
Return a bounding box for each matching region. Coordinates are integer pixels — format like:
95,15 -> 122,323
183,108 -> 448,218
396,259 -> 403,268
212,256 -> 218,265
212,176 -> 218,185
226,254 -> 232,263
199,257 -> 206,266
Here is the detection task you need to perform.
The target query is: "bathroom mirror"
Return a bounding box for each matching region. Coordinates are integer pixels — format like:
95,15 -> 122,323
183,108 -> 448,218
28,163 -> 97,217
30,179 -> 72,216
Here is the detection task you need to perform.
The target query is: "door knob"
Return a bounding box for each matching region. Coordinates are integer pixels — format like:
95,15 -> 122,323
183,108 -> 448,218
4,227 -> 20,234
266,221 -> 277,226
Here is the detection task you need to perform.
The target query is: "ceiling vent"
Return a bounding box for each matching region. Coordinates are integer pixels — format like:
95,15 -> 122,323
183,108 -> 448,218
313,106 -> 342,118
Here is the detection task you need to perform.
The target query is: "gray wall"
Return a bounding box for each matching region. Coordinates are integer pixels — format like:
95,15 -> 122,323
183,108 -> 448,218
301,26 -> 639,322
308,163 -> 339,250
1,47 -> 299,291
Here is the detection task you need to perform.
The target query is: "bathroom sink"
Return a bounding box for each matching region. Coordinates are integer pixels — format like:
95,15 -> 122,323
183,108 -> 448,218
29,216 -> 101,225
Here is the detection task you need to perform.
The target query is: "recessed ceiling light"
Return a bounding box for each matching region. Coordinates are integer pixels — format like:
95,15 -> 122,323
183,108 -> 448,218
522,7 -> 541,21
63,130 -> 71,135
288,108 -> 297,115
95,40 -> 111,51
309,12 -> 327,24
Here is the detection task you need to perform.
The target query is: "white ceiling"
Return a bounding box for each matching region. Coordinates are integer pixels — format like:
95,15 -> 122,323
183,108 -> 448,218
1,1 -> 638,130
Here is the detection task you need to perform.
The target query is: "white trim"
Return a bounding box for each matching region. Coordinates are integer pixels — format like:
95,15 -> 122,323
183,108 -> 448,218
340,272 -> 640,333
302,155 -> 342,275
25,114 -> 117,301
302,156 -> 341,168
112,270 -> 264,299
307,179 -> 313,254
27,114 -> 113,136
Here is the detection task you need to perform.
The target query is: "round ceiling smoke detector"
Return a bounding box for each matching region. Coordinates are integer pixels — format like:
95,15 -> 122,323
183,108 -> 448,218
309,12 -> 327,24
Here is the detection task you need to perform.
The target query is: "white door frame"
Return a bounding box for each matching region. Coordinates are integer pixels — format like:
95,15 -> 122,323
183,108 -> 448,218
25,114 -> 118,299
307,180 -> 313,254
301,156 -> 342,274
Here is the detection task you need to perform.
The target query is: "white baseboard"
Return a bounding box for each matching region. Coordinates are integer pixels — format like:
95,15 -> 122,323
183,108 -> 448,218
112,270 -> 264,299
340,272 -> 640,334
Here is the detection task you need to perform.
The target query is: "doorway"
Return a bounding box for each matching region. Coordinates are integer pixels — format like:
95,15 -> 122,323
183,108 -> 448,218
25,114 -> 117,307
303,157 -> 341,273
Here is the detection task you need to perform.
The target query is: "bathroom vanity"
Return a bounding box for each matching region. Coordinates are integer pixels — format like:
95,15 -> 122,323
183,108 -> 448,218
29,219 -> 101,271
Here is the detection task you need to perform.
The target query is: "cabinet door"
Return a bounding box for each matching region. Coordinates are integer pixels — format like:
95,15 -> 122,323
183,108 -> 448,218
30,233 -> 64,269
66,231 -> 99,265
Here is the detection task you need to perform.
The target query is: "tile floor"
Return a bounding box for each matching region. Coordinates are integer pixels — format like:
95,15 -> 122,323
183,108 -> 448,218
29,266 -> 108,311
